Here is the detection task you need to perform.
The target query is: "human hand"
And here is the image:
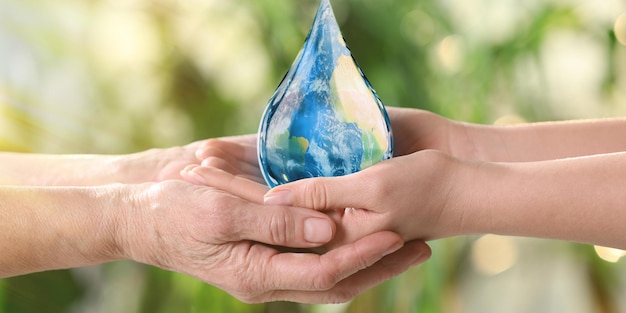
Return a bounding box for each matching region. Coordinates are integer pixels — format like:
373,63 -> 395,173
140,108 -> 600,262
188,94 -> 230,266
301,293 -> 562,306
121,134 -> 258,183
187,108 -> 472,175
386,106 -> 479,159
258,149 -> 473,245
0,140 -> 208,186
192,134 -> 264,184
184,137 -> 463,243
188,108 -> 465,185
120,180 -> 431,303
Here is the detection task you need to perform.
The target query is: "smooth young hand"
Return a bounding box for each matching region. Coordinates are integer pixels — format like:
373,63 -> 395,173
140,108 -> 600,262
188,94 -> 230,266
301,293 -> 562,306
389,106 -> 626,162
262,149 -> 626,249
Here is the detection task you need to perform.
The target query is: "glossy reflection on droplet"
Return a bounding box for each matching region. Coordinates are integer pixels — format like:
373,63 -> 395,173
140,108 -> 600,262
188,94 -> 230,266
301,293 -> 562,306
258,0 -> 393,187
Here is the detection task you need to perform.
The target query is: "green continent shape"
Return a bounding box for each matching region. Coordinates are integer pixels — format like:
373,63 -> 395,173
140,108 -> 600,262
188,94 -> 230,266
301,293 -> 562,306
360,130 -> 385,169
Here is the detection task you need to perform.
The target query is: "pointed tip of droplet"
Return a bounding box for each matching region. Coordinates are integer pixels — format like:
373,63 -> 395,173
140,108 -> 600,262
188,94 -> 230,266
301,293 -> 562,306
319,0 -> 332,9
312,0 -> 339,29
306,0 -> 346,53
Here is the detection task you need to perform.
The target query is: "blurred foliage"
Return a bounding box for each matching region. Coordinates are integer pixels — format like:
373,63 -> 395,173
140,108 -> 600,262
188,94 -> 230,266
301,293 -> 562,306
1,0 -> 626,312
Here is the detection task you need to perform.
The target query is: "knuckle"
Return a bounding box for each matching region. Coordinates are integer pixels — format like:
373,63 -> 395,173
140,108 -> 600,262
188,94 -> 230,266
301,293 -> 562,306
421,149 -> 449,168
202,156 -> 227,169
311,271 -> 339,291
200,141 -> 228,158
203,138 -> 223,150
198,139 -> 219,157
268,210 -> 292,245
207,197 -> 237,240
302,180 -> 329,209
349,243 -> 376,271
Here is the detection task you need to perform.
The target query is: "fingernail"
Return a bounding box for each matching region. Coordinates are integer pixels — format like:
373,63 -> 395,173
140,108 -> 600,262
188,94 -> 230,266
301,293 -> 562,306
181,164 -> 197,174
264,190 -> 293,205
384,240 -> 404,256
183,167 -> 207,185
304,218 -> 333,244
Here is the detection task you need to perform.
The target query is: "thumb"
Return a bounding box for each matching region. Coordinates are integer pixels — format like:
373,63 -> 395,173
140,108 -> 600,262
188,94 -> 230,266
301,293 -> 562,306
228,203 -> 337,248
263,173 -> 369,211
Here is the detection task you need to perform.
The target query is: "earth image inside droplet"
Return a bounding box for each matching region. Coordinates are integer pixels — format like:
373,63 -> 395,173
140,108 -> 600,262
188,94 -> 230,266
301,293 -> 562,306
258,0 -> 393,187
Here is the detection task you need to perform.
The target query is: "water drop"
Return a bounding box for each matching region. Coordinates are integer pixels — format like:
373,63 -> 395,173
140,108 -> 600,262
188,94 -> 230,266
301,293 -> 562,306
258,0 -> 393,187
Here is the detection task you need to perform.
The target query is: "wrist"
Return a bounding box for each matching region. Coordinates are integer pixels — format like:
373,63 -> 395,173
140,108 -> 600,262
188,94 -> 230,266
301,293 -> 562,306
103,183 -> 156,265
106,150 -> 156,183
57,185 -> 131,266
0,185 -> 127,277
94,184 -> 139,258
442,157 -> 508,237
117,145 -> 190,183
451,122 -> 508,162
110,182 -> 176,268
406,150 -> 483,239
109,147 -> 173,183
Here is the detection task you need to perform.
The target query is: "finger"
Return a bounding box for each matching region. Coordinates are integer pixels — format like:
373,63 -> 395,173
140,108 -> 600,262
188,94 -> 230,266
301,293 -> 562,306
199,156 -> 262,180
271,232 -> 403,290
222,133 -> 257,146
323,239 -> 431,297
212,194 -> 337,247
241,231 -> 408,301
182,165 -> 268,203
264,239 -> 431,304
198,157 -> 242,176
196,139 -> 258,166
201,156 -> 263,181
195,139 -> 264,181
263,170 -> 375,211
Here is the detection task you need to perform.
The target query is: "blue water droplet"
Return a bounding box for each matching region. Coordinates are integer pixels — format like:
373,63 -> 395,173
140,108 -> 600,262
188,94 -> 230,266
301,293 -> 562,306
258,0 -> 393,187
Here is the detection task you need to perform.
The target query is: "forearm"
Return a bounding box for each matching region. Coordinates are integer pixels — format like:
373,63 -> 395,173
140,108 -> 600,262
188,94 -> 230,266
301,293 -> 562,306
0,149 -> 173,186
0,152 -> 124,186
462,118 -> 626,162
460,152 -> 626,249
0,185 -> 126,277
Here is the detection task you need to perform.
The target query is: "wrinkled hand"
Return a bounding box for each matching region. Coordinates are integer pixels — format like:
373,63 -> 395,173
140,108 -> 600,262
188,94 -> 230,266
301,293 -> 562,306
119,141 -> 204,183
123,180 -> 431,303
183,135 -> 266,196
117,135 -> 256,183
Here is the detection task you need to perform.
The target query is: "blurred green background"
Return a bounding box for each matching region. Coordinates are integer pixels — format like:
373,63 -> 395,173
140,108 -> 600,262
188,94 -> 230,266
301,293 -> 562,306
2,0 -> 626,312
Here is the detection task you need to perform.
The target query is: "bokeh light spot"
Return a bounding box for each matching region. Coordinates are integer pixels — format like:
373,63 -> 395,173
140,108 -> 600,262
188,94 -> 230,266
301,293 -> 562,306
615,13 -> 626,46
471,235 -> 519,276
436,35 -> 464,73
594,245 -> 626,263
